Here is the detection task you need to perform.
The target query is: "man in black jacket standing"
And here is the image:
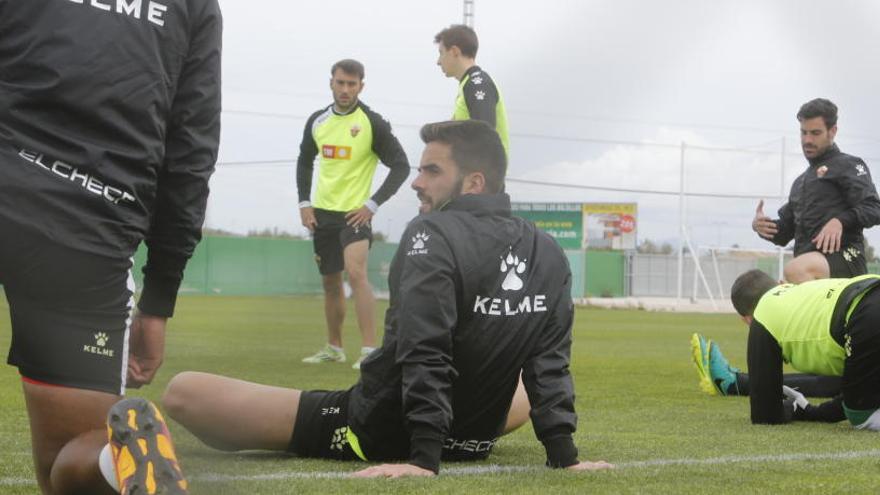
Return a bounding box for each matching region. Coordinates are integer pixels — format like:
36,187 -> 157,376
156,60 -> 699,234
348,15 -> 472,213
694,99 -> 880,399
162,120 -> 613,477
753,98 -> 880,282
0,0 -> 221,493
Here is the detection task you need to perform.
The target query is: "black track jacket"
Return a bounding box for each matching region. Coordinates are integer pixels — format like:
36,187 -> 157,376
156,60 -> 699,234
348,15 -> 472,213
770,144 -> 880,256
0,0 -> 222,316
348,193 -> 579,473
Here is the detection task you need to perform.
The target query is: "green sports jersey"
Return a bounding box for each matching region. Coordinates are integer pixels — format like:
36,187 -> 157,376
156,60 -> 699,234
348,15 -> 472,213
296,101 -> 409,213
753,275 -> 880,376
453,65 -> 509,155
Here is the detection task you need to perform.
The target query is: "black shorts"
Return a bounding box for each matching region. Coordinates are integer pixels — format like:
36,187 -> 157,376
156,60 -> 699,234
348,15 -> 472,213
841,286 -> 880,410
287,389 -> 364,460
1,219 -> 133,395
312,208 -> 372,276
827,245 -> 867,278
288,390 -> 497,464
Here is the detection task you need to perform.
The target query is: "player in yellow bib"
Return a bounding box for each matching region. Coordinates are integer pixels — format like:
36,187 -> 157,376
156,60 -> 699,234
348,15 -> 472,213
730,270 -> 880,429
435,25 -> 509,156
296,59 -> 410,369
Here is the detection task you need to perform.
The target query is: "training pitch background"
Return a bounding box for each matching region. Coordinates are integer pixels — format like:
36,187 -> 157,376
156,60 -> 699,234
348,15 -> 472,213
1,295 -> 878,494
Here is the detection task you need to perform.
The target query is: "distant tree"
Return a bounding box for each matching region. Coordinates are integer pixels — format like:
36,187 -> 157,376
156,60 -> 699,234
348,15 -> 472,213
637,239 -> 674,255
866,240 -> 879,262
202,227 -> 240,237
245,227 -> 304,239
372,231 -> 388,242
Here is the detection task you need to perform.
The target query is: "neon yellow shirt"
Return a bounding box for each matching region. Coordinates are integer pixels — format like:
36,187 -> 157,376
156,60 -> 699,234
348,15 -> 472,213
754,275 -> 880,375
296,102 -> 410,213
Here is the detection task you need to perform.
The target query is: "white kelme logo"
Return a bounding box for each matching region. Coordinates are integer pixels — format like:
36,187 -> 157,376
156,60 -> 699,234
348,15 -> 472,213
474,248 -> 547,316
472,76 -> 484,85
407,231 -> 430,256
83,332 -> 114,358
500,251 -> 526,291
474,90 -> 486,100
413,231 -> 430,249
855,163 -> 868,177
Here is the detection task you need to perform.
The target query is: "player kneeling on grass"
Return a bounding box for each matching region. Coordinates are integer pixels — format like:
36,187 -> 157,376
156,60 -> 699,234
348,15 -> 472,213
161,120 -> 613,477
730,269 -> 880,429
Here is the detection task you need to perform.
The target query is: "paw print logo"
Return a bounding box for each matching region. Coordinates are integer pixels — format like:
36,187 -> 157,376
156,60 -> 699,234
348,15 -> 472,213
500,250 -> 526,291
474,90 -> 486,100
94,332 -> 109,347
472,76 -> 484,85
855,164 -> 868,177
330,427 -> 349,451
412,231 -> 430,249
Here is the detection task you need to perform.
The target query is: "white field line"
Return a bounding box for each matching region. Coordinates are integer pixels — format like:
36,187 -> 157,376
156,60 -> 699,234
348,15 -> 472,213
2,449 -> 878,486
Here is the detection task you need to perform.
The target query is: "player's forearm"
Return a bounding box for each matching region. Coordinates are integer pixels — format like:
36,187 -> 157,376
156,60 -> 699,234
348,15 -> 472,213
769,219 -> 794,246
295,155 -> 315,203
842,198 -> 880,230
408,431 -> 444,474
793,395 -> 846,423
140,172 -> 211,317
370,160 -> 409,206
139,247 -> 189,317
542,434 -> 579,468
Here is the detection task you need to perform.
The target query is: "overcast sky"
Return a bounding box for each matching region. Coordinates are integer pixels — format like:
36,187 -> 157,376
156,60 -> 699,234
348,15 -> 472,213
209,0 -> 880,251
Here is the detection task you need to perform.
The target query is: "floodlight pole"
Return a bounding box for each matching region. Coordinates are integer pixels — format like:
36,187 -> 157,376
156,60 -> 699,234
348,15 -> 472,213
676,141 -> 686,305
463,0 -> 475,27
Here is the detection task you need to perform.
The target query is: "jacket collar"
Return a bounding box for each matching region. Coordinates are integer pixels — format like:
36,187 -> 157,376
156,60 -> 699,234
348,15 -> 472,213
442,193 -> 511,217
807,143 -> 841,167
460,65 -> 482,83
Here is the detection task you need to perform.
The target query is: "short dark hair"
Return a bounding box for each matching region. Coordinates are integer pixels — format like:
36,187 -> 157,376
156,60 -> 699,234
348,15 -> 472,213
434,25 -> 479,58
797,98 -> 838,129
419,120 -> 506,194
331,59 -> 365,80
730,269 -> 777,317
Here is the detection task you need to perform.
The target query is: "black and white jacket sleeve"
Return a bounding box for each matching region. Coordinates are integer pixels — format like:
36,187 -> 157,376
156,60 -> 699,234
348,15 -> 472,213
522,263 -> 579,468
365,107 -> 409,207
139,2 -> 222,317
395,220 -> 459,473
463,71 -> 499,127
832,156 -> 880,231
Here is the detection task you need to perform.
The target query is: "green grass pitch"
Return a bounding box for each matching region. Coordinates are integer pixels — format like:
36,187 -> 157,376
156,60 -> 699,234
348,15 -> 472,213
1,294 -> 878,494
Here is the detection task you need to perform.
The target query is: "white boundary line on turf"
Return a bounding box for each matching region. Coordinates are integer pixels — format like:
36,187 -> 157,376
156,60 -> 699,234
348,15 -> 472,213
2,449 -> 879,486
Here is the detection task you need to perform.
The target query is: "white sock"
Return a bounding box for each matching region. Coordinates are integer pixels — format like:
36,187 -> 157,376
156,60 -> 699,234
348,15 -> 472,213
855,409 -> 880,431
361,346 -> 376,355
98,443 -> 120,492
328,344 -> 343,353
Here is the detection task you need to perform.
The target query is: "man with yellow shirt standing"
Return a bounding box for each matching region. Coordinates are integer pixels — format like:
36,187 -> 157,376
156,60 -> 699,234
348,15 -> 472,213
296,59 -> 410,369
435,25 -> 510,156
